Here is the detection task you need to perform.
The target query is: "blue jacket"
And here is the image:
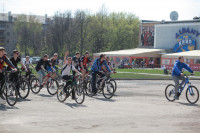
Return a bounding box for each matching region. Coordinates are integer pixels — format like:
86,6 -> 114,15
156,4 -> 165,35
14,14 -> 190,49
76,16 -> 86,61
91,58 -> 111,72
172,60 -> 193,76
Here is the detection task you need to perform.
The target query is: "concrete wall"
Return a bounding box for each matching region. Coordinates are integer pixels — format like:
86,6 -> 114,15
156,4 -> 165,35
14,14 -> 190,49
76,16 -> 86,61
154,23 -> 200,50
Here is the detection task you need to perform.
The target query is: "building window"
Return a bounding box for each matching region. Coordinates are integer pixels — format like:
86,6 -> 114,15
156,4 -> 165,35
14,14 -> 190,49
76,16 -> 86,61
171,59 -> 177,65
162,59 -> 170,65
7,39 -> 9,43
194,59 -> 200,64
185,58 -> 190,64
7,25 -> 9,28
7,32 -> 10,36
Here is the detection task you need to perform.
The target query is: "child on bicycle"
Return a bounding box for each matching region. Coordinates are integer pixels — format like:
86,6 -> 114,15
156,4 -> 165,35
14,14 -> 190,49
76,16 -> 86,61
172,56 -> 194,100
62,51 -> 82,99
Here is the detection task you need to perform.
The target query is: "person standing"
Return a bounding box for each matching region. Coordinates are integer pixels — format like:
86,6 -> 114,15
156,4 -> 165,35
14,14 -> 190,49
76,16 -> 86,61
132,60 -> 135,69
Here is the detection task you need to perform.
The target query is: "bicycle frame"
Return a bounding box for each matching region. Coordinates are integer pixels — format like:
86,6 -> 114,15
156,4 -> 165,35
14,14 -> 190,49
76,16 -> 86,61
178,75 -> 193,95
41,73 -> 51,87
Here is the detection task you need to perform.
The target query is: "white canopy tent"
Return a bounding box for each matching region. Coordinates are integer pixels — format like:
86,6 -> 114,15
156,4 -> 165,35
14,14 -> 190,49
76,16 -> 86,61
93,48 -> 165,58
162,50 -> 200,59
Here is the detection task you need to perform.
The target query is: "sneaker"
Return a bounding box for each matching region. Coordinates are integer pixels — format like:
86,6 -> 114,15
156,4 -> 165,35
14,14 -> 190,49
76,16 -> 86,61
0,93 -> 5,100
72,96 -> 76,100
92,93 -> 97,96
174,96 -> 179,100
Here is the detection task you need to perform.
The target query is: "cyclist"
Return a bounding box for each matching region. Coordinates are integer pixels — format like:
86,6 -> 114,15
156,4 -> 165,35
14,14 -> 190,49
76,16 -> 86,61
62,51 -> 82,99
91,54 -> 111,95
23,56 -> 35,79
50,53 -> 61,70
0,47 -> 17,100
106,56 -> 114,71
72,52 -> 81,76
172,56 -> 193,100
7,50 -> 27,94
35,54 -> 55,88
80,51 -> 92,82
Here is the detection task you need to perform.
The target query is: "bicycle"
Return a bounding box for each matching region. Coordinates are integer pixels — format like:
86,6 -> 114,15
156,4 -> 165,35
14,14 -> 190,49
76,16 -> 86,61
86,72 -> 115,99
0,71 -> 18,106
165,74 -> 199,104
22,68 -> 36,85
30,71 -> 58,95
9,70 -> 30,99
57,75 -> 85,104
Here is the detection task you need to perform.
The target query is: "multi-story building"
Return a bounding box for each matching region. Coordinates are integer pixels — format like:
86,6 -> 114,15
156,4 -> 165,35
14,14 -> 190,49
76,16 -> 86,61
0,12 -> 50,54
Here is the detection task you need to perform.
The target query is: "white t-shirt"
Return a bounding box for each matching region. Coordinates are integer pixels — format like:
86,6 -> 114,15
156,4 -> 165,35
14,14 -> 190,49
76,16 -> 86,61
61,62 -> 76,76
24,60 -> 32,68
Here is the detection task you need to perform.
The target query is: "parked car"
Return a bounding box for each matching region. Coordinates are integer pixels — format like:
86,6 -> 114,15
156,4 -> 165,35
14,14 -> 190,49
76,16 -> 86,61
31,57 -> 41,64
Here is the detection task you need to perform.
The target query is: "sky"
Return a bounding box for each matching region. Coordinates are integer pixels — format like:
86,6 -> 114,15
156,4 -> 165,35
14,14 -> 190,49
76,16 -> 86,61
1,0 -> 200,21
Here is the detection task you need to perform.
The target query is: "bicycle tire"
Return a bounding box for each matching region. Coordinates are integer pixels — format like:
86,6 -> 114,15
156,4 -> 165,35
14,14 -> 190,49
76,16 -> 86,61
165,84 -> 176,102
57,85 -> 67,102
18,79 -> 30,99
110,79 -> 117,93
85,81 -> 93,97
74,86 -> 85,104
102,82 -> 115,99
186,85 -> 199,104
30,78 -> 41,94
5,83 -> 18,106
47,79 -> 58,95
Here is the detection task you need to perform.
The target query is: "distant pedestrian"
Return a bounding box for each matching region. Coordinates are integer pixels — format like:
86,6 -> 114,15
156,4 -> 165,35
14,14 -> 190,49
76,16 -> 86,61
132,60 -> 135,69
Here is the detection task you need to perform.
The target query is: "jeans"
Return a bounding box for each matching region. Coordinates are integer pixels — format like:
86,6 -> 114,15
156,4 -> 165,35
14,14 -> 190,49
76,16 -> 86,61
172,75 -> 186,97
37,69 -> 46,85
91,71 -> 105,94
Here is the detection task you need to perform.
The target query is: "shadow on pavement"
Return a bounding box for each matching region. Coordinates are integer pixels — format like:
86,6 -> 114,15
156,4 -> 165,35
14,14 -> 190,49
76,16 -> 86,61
178,102 -> 199,107
17,98 -> 31,102
0,104 -> 19,111
65,102 -> 87,109
38,94 -> 54,98
93,97 -> 116,102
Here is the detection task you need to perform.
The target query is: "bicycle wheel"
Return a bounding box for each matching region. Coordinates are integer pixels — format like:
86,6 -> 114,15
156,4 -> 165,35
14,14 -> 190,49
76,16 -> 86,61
102,82 -> 115,99
30,78 -> 41,94
57,85 -> 67,102
85,81 -> 93,97
5,83 -> 18,106
18,80 -> 30,99
110,79 -> 117,93
186,85 -> 199,104
47,79 -> 58,95
165,84 -> 175,102
74,85 -> 85,104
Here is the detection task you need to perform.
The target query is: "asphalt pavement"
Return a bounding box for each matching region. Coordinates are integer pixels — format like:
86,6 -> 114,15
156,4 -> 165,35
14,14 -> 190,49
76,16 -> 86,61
0,80 -> 200,133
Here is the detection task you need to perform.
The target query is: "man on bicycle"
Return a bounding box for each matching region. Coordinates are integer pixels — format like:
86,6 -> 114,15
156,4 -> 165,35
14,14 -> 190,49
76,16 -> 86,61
91,54 -> 111,95
23,56 -> 35,79
72,52 -> 81,76
0,47 -> 17,100
35,54 -> 55,88
80,51 -> 92,82
62,51 -> 82,99
7,50 -> 27,95
172,56 -> 193,100
50,53 -> 61,71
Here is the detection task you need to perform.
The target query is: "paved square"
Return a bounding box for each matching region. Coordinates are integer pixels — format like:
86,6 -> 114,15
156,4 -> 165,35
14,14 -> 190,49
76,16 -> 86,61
0,80 -> 200,133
